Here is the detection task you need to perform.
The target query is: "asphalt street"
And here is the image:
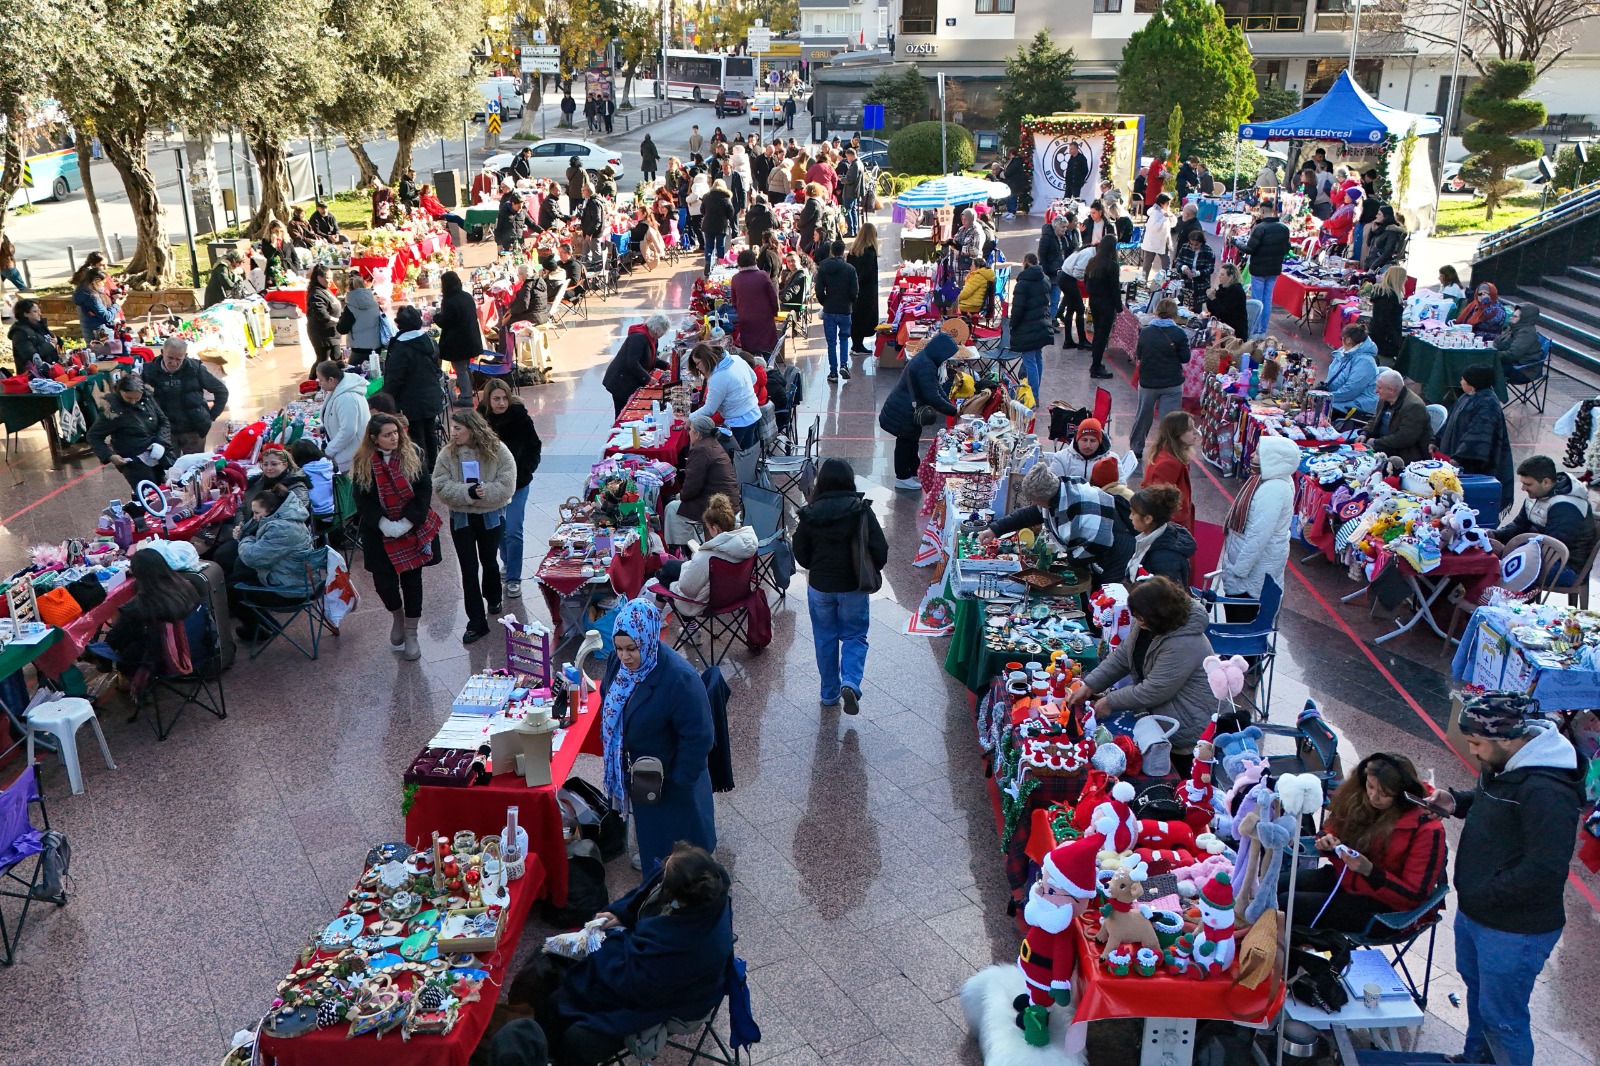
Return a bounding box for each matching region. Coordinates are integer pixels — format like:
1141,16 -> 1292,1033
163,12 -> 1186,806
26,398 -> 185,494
2,80 -> 803,290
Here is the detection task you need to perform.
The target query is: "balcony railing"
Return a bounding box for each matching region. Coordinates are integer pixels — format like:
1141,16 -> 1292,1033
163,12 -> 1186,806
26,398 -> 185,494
1224,14 -> 1304,32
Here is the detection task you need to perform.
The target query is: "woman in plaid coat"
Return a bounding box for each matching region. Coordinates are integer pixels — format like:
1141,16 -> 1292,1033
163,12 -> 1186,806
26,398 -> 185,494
351,413 -> 443,661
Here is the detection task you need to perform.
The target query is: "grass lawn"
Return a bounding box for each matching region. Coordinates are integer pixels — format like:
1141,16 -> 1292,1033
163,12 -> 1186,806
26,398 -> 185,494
1435,191 -> 1546,237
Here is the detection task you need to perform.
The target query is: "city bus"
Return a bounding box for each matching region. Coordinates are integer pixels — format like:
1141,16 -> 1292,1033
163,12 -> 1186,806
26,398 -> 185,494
662,50 -> 758,101
0,113 -> 81,203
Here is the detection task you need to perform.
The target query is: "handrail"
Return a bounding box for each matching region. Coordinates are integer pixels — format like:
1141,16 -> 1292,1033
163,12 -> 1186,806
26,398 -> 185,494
1473,179 -> 1600,262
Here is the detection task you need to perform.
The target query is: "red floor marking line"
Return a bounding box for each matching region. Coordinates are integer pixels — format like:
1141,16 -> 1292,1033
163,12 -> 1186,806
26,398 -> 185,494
0,467 -> 103,527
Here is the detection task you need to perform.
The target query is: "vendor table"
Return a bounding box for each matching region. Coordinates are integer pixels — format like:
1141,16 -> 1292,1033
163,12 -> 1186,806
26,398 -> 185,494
1342,549 -> 1500,644
0,388 -> 94,464
262,286 -> 309,312
1271,273 -> 1353,323
1451,604 -> 1600,710
1068,917 -> 1285,1025
255,855 -> 545,1066
463,205 -> 499,230
1395,334 -> 1507,405
1294,473 -> 1343,563
1324,299 -> 1360,349
536,537 -> 647,644
349,252 -> 398,280
900,231 -> 938,262
32,579 -> 136,679
944,596 -> 1098,694
603,424 -> 689,468
403,691 -> 603,908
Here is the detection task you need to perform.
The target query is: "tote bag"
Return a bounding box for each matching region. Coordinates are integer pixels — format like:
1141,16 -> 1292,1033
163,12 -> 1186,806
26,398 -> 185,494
854,510 -> 883,594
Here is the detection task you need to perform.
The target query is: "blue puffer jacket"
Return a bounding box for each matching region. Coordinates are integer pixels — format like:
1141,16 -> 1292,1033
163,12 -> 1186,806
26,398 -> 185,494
236,491 -> 314,590
879,331 -> 960,437
1325,338 -> 1379,414
73,284 -> 117,341
1008,264 -> 1053,353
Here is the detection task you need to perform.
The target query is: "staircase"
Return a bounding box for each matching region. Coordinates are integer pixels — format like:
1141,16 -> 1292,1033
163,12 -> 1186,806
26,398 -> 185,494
1473,179 -> 1600,371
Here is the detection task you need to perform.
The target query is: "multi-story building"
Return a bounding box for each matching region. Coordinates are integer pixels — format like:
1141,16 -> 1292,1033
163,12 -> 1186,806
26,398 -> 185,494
799,0 -> 889,68
812,0 -> 1599,158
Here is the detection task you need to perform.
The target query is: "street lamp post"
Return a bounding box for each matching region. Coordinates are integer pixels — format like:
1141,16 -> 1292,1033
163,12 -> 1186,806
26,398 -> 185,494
1430,0 -> 1472,227
172,147 -> 201,287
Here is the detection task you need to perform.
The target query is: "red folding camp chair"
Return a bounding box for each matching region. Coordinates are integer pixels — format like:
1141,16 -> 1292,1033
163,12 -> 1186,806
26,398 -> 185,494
650,556 -> 762,667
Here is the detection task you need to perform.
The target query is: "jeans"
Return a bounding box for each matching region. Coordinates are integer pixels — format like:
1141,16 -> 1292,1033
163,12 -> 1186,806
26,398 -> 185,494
893,432 -> 923,480
439,212 -> 466,227
822,312 -> 852,373
729,421 -> 761,451
1016,349 -> 1043,402
1455,911 -> 1561,1065
500,483 -> 529,583
1005,193 -> 1018,214
1048,284 -> 1061,320
0,266 -> 25,290
808,587 -> 871,704
1128,384 -> 1184,457
843,198 -> 859,235
451,514 -> 503,629
704,232 -> 727,272
1249,273 -> 1279,337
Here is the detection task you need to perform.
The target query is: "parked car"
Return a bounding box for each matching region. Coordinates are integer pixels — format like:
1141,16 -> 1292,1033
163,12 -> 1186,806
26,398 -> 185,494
747,93 -> 785,126
1441,157 -> 1548,194
713,91 -> 748,118
481,139 -> 627,182
474,77 -> 526,120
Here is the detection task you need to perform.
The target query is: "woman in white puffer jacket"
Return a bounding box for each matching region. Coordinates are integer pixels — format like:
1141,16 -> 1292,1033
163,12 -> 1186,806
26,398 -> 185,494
1219,434 -> 1300,605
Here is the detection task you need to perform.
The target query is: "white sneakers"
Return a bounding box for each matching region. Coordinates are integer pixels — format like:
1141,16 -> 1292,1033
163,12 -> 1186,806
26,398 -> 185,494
894,477 -> 922,491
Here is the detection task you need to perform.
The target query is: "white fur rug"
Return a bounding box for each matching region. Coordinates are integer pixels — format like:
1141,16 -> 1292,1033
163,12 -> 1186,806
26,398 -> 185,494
960,965 -> 1089,1066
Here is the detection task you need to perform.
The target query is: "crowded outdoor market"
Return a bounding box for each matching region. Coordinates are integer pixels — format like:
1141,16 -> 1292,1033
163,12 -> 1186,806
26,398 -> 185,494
0,51 -> 1597,1066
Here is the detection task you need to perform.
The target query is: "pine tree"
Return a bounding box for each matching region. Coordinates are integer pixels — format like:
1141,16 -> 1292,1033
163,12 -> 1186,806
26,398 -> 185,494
996,32 -> 1078,149
1117,0 -> 1256,154
1460,60 -> 1546,220
1167,105 -> 1184,170
865,65 -> 930,131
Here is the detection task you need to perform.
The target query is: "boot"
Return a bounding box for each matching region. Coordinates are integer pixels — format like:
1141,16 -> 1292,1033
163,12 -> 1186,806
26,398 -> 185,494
389,609 -> 406,651
402,618 -> 422,661
1013,994 -> 1031,1031
1022,1004 -> 1052,1047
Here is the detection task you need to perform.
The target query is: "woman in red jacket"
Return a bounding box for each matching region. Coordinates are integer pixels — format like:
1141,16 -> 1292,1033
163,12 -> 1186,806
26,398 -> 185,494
1286,752 -> 1448,932
1140,410 -> 1196,530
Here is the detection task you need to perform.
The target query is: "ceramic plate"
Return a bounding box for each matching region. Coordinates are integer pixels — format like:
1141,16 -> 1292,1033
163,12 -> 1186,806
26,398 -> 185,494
322,913 -> 365,946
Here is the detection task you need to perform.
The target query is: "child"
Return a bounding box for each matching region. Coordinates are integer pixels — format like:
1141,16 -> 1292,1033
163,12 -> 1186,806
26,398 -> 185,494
288,438 -> 336,519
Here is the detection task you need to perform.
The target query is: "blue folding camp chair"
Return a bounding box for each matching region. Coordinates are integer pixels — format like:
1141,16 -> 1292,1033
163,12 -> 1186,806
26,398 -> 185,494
1200,575 -> 1283,720
234,547 -> 332,661
87,598 -> 228,741
740,482 -> 793,602
0,767 -> 66,965
1345,880 -> 1450,1010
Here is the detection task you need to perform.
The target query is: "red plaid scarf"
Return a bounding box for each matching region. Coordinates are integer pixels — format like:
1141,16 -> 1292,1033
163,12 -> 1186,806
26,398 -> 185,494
373,451 -> 442,573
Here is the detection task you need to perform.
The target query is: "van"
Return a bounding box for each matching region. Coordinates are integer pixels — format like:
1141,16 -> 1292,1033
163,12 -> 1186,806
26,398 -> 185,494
475,78 -> 525,120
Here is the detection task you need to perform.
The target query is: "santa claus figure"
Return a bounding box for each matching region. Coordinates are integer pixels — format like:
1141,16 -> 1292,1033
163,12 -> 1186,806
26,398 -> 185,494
1015,837 -> 1099,1047
1088,780 -> 1140,855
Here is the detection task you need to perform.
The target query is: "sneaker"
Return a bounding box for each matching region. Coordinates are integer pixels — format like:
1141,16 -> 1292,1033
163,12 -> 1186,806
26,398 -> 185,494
839,366 -> 851,381
827,372 -> 838,382
1090,366 -> 1114,379
1004,212 -> 1017,220
894,477 -> 922,491
506,581 -> 522,598
630,852 -> 642,871
842,686 -> 861,715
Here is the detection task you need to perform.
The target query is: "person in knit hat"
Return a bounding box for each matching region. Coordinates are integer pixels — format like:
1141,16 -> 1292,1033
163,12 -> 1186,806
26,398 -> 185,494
1043,417 -> 1112,481
1437,362 -> 1514,511
1091,455 -> 1134,501
1016,837 -> 1099,1046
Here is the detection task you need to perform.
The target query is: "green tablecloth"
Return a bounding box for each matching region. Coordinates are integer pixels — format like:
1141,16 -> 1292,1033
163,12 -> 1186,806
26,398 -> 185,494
944,595 -> 1099,694
464,206 -> 499,229
0,629 -> 63,683
1395,334 -> 1507,406
900,237 -> 938,262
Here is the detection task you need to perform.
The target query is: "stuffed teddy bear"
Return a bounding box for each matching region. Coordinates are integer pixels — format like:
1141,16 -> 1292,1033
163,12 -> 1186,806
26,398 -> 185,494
1212,727 -> 1265,782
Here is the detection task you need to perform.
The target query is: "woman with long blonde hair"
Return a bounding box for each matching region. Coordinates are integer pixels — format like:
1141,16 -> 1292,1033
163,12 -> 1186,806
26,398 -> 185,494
433,409 -> 517,644
351,413 -> 441,659
1370,264 -> 1409,361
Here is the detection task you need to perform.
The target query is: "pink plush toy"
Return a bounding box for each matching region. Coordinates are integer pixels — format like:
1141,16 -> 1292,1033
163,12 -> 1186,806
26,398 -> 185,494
1172,834 -> 1235,898
1203,655 -> 1249,701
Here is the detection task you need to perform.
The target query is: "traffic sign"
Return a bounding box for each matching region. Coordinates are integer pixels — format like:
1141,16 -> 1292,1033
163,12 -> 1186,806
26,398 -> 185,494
863,104 -> 885,131
768,70 -> 780,86
747,26 -> 771,52
523,45 -> 560,73
487,97 -> 501,135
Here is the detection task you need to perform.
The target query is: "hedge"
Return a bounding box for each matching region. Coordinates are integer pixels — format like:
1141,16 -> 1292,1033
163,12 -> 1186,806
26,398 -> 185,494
889,122 -> 976,176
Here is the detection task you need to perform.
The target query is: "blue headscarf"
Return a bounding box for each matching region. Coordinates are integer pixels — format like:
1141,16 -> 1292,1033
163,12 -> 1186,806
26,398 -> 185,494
601,598 -> 661,803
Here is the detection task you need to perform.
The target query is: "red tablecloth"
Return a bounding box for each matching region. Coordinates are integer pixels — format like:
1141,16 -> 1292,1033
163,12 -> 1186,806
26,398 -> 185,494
403,691 -> 604,908
535,540 -> 648,641
33,580 -> 135,679
1272,274 -> 1352,320
1401,547 -> 1500,605
262,287 -> 309,312
1323,299 -> 1359,347
604,425 -> 689,468
256,856 -> 545,1066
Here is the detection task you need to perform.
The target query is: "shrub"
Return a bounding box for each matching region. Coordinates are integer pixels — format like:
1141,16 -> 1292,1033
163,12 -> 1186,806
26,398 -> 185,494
889,122 -> 975,176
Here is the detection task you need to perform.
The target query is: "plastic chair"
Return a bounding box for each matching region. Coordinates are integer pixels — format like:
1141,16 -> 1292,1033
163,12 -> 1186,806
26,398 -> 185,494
1425,404 -> 1447,436
1559,515 -> 1600,609
655,555 -> 761,667
740,482 -> 791,601
24,697 -> 115,796
0,767 -> 66,966
1502,335 -> 1551,413
1200,575 -> 1283,720
235,547 -> 332,660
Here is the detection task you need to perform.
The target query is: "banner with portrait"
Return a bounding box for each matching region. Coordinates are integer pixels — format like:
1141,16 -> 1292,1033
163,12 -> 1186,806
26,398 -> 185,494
1032,134 -> 1101,207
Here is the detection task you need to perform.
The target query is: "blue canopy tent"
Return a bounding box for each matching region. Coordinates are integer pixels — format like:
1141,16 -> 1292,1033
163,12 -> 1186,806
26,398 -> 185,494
1235,71 -> 1444,230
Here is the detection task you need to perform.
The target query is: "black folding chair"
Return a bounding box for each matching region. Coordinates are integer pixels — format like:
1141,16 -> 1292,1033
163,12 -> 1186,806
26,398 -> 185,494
1502,335 -> 1552,414
88,598 -> 229,741
235,547 -> 332,661
0,767 -> 67,965
762,416 -> 819,518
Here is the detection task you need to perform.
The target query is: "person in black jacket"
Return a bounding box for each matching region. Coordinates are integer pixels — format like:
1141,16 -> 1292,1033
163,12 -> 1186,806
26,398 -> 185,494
7,300 -> 61,376
305,264 -> 343,367
700,179 -> 735,275
1008,253 -> 1053,403
88,374 -> 173,490
1438,364 -> 1514,511
639,134 -> 660,182
1364,205 -> 1408,273
744,194 -> 776,256
848,225 -> 881,355
1126,485 -> 1196,586
308,201 -> 341,241
1242,204 -> 1291,337
434,270 -> 483,407
142,338 -> 228,454
1127,297 -> 1190,457
1038,216 -> 1070,321
479,378 -> 542,598
494,189 -> 527,254
1427,693 -> 1584,1066
1063,140 -> 1091,200
502,262 -> 552,331
1204,263 -> 1249,340
602,314 -> 672,415
1083,234 -> 1122,379
1369,266 -> 1407,362
815,240 -> 858,381
879,319 -> 963,488
792,457 -> 888,714
380,304 -> 447,474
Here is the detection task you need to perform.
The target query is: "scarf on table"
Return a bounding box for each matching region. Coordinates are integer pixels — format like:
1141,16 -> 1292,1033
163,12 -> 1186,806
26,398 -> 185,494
373,449 -> 442,572
1224,473 -> 1262,536
601,598 -> 662,805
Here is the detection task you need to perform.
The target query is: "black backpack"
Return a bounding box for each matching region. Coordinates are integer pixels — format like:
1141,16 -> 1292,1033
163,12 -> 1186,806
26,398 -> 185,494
540,837 -> 610,928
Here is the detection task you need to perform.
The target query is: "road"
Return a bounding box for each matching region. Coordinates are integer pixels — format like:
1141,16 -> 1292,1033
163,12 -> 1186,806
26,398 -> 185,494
2,81 -> 797,290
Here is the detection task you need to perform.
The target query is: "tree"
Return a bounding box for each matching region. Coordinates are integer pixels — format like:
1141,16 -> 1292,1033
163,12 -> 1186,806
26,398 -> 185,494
0,0 -> 72,260
995,32 -> 1077,149
1167,104 -> 1183,169
1251,84 -> 1301,122
1461,60 -> 1545,219
1117,0 -> 1255,155
888,121 -> 974,175
1403,0 -> 1599,76
864,66 -> 928,132
615,2 -> 658,106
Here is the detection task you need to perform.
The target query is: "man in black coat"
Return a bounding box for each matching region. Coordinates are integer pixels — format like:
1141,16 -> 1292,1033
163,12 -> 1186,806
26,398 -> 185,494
602,314 -> 672,415
815,241 -> 859,382
509,148 -> 534,182
495,190 -> 526,254
1002,149 -> 1027,219
141,338 -> 229,454
1063,141 -> 1091,201
1008,253 -> 1053,402
1242,203 -> 1291,337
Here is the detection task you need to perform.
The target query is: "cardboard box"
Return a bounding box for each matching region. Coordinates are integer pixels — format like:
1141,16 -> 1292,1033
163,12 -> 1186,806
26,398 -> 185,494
438,906 -> 503,954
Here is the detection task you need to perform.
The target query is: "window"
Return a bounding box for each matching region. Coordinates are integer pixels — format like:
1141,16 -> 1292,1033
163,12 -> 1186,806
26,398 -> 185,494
1135,0 -> 1162,10
1435,75 -> 1479,136
975,0 -> 1015,11
1254,59 -> 1288,89
901,0 -> 936,33
1220,0 -> 1303,29
1093,0 -> 1122,11
1304,58 -> 1382,99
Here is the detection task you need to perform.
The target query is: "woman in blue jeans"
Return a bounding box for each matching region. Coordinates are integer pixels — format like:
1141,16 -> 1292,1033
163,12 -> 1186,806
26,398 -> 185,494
792,458 -> 888,716
477,379 -> 542,600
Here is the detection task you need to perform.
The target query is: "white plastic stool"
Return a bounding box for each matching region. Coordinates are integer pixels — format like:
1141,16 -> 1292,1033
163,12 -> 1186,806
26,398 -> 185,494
25,697 -> 116,796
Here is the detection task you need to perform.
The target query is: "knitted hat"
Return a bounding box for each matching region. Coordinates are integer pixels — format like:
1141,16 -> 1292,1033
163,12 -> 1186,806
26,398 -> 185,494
1461,363 -> 1497,392
1199,870 -> 1233,911
1458,691 -> 1539,738
1041,837 -> 1099,899
1091,457 -> 1121,489
1076,418 -> 1104,445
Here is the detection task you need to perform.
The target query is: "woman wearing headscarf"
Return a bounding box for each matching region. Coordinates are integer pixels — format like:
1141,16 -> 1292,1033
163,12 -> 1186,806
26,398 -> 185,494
1456,281 -> 1510,340
599,599 -> 717,878
1493,302 -> 1543,367
1438,363 -> 1515,511
351,413 -> 443,660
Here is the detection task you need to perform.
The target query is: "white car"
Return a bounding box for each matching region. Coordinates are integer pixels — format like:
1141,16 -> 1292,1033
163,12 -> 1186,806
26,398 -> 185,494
747,93 -> 785,126
482,139 -> 626,182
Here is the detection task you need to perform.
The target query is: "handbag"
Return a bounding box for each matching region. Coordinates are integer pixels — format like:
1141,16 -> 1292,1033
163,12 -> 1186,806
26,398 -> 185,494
854,508 -> 883,594
1235,908 -> 1282,990
35,587 -> 84,627
1131,782 -> 1185,822
629,755 -> 665,805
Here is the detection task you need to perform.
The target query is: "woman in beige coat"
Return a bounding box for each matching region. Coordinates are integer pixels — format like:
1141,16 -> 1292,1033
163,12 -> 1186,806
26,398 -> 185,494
655,494 -> 758,618
433,409 -> 517,644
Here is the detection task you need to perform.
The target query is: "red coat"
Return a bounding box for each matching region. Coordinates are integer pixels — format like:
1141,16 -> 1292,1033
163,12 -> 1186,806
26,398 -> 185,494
1332,806 -> 1447,913
730,266 -> 780,354
806,162 -> 839,201
1145,160 -> 1166,205
1141,448 -> 1194,530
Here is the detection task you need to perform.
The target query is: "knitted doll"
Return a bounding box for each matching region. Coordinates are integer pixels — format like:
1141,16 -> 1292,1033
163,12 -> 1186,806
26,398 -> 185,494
1230,784 -> 1298,925
1175,871 -> 1236,976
